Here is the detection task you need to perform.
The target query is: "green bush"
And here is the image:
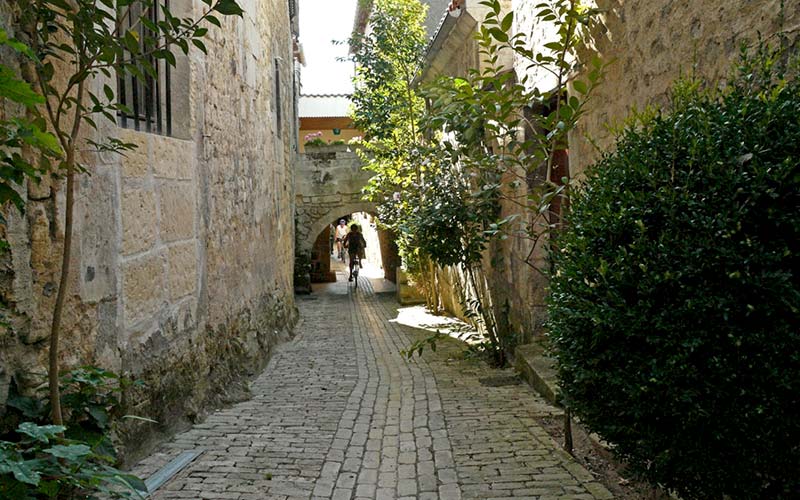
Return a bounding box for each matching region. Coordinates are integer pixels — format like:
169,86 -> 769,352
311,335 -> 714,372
548,48 -> 800,499
2,367 -> 146,498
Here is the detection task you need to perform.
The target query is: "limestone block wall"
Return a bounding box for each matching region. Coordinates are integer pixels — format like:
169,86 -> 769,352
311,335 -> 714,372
0,0 -> 298,460
561,0 -> 800,175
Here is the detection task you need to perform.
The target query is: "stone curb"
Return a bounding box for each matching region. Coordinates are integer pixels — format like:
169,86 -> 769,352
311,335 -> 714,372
513,342 -> 560,406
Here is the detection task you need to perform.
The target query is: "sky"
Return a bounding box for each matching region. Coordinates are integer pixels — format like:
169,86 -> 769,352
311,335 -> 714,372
299,0 -> 358,95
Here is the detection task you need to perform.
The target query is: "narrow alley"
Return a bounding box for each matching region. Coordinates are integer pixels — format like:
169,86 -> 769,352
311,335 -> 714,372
133,267 -> 612,500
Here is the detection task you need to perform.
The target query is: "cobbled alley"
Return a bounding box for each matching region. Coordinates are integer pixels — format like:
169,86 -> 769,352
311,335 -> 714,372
133,274 -> 613,500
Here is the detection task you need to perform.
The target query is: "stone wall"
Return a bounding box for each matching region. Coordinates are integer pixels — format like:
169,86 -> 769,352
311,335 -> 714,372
561,0 -> 800,176
311,226 -> 336,283
0,0 -> 298,461
295,145 -> 376,257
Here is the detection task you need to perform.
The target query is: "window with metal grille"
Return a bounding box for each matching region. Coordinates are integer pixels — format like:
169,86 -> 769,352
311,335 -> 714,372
117,1 -> 172,136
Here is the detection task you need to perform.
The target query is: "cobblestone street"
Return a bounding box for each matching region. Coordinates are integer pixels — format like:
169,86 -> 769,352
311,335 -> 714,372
133,272 -> 614,500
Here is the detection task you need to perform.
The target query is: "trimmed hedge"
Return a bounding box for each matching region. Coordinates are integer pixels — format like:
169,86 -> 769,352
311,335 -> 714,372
548,50 -> 800,499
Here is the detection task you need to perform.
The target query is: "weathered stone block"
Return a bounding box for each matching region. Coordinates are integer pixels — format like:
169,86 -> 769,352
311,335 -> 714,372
118,129 -> 151,178
153,135 -> 194,180
29,204 -> 51,275
311,194 -> 342,204
158,182 -> 195,242
122,254 -> 165,325
27,176 -> 51,201
167,241 -> 197,300
121,189 -> 158,255
80,168 -> 118,302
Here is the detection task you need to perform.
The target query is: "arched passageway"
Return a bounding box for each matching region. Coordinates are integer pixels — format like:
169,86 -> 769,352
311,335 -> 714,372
308,211 -> 400,285
294,145 -> 399,290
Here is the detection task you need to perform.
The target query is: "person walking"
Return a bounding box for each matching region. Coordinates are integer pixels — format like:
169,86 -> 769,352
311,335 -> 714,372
334,219 -> 348,262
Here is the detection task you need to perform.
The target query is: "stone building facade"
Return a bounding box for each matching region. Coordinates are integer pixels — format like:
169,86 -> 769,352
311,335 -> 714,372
418,0 -> 799,346
0,0 -> 299,460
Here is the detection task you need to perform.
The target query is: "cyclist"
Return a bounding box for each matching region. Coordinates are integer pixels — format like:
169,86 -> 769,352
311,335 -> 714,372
334,219 -> 348,262
343,223 -> 366,282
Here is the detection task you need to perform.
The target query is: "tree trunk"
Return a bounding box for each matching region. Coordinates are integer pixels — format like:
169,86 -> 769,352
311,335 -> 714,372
48,160 -> 74,426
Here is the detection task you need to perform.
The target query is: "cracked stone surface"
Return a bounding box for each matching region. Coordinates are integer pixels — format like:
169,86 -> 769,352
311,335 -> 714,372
132,276 -> 613,499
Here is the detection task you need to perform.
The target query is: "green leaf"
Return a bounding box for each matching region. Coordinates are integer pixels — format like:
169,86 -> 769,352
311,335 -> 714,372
100,468 -> 147,494
0,28 -> 36,60
191,39 -> 208,54
123,30 -> 140,54
87,405 -> 110,429
162,49 -> 177,67
0,459 -> 41,485
0,66 -> 45,107
544,41 -> 563,51
213,0 -> 244,16
489,28 -> 508,43
572,79 -> 588,95
500,12 -> 514,32
17,120 -> 62,155
16,423 -> 65,444
37,480 -> 61,497
6,396 -> 44,419
44,444 -> 91,461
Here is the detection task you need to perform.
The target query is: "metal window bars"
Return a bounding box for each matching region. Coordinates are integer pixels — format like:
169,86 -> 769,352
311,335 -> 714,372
117,0 -> 172,136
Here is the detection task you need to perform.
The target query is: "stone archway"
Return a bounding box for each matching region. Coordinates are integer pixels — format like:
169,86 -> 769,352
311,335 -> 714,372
294,145 -> 400,290
304,206 -> 379,284
300,201 -> 377,255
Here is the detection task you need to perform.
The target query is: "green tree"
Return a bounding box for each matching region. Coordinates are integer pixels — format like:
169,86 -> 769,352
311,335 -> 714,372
422,0 -> 603,272
347,0 -> 440,305
388,0 -> 603,366
348,0 -> 426,143
6,0 -> 243,426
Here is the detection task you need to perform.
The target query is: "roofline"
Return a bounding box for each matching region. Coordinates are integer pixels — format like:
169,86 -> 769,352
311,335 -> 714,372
300,93 -> 354,98
350,0 -> 374,53
414,4 -> 476,86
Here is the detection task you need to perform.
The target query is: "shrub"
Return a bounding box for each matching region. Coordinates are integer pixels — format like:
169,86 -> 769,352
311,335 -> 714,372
0,422 -> 145,498
2,367 -> 146,498
547,47 -> 800,499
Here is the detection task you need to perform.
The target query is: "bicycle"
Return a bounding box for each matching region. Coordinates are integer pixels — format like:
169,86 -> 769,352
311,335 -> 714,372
351,255 -> 361,289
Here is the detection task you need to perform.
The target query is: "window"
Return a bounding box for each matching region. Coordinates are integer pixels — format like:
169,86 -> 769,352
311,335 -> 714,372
275,58 -> 282,133
117,1 -> 173,135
